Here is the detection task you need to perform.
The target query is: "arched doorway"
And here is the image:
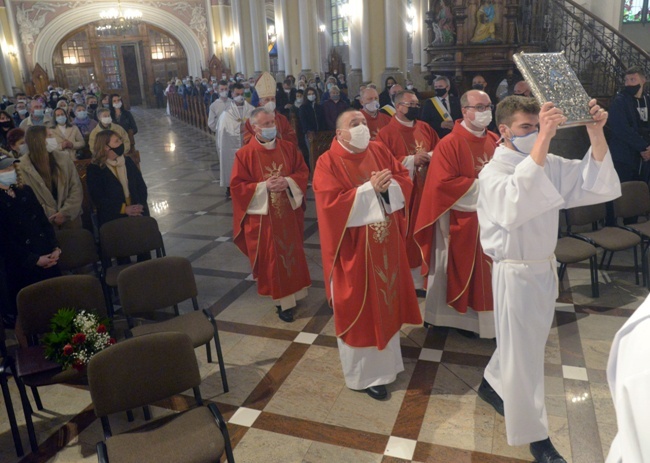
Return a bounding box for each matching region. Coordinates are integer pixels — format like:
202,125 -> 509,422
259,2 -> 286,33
53,23 -> 188,107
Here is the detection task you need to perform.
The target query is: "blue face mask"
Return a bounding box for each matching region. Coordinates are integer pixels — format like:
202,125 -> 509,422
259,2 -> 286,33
33,109 -> 44,117
260,127 -> 277,140
0,169 -> 17,186
509,130 -> 539,155
76,111 -> 88,120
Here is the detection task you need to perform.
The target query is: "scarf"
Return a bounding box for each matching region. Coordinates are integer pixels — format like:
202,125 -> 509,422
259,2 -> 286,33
105,156 -> 130,201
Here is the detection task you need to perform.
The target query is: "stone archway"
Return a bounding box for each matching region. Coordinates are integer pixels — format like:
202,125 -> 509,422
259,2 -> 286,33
33,2 -> 205,77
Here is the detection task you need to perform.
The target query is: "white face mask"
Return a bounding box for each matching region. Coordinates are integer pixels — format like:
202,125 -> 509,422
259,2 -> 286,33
19,144 -> 28,155
343,124 -> 371,151
295,99 -> 303,106
46,137 -> 58,153
233,95 -> 244,104
0,169 -> 17,186
263,101 -> 276,112
307,94 -> 316,102
472,110 -> 492,129
364,101 -> 380,113
113,101 -> 122,109
507,129 -> 539,155
100,117 -> 112,126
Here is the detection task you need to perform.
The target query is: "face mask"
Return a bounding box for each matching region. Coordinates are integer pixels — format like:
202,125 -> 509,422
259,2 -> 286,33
260,127 -> 277,140
249,83 -> 255,88
46,137 -> 58,152
18,109 -> 27,116
52,95 -> 58,101
284,89 -> 291,94
472,83 -> 486,90
307,94 -> 316,102
18,100 -> 26,105
88,103 -> 98,111
0,121 -> 12,129
364,101 -> 380,112
19,144 -> 28,156
508,129 -> 539,155
233,95 -> 244,104
298,86 -> 305,91
404,107 -> 420,121
295,99 -> 303,106
100,117 -> 113,126
344,124 -> 371,150
76,111 -> 87,119
112,143 -> 125,156
327,83 -> 333,90
103,103 -> 110,108
435,88 -> 447,98
387,83 -> 394,89
113,101 -> 122,109
56,116 -> 67,125
0,169 -> 17,186
263,101 -> 276,112
406,85 -> 414,90
308,83 -> 316,89
472,110 -> 492,128
75,98 -> 83,104
623,85 -> 641,96
219,91 -> 228,98
331,94 -> 340,101
33,109 -> 45,117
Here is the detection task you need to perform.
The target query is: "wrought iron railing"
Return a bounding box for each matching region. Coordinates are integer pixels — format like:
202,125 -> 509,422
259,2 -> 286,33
519,0 -> 650,98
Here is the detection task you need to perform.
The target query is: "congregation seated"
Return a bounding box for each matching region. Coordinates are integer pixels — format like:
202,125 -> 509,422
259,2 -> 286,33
89,108 -> 130,155
50,108 -> 85,160
72,104 -> 98,138
109,94 -> 138,147
19,99 -> 52,130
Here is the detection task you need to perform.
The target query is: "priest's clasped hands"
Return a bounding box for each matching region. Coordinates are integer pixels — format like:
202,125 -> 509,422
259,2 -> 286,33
371,169 -> 392,194
266,174 -> 289,192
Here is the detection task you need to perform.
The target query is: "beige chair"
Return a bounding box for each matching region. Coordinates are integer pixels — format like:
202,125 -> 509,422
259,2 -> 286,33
55,228 -> 101,274
555,236 -> 599,297
88,332 -> 234,463
14,275 -> 107,452
117,256 -> 228,393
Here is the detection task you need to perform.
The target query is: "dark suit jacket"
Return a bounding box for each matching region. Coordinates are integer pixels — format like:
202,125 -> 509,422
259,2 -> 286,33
420,95 -> 462,138
87,156 -> 149,226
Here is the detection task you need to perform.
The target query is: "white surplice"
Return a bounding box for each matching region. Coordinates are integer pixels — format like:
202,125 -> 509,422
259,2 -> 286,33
333,174 -> 408,390
207,97 -> 231,132
216,101 -> 254,187
606,295 -> 650,463
477,145 -> 621,446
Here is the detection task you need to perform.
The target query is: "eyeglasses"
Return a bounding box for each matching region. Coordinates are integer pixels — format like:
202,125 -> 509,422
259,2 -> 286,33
463,104 -> 494,112
399,102 -> 420,108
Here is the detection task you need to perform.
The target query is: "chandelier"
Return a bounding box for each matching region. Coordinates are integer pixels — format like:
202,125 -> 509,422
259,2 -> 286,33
97,0 -> 143,34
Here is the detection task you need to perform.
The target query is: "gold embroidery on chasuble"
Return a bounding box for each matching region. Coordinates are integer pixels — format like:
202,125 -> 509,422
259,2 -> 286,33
263,161 -> 289,219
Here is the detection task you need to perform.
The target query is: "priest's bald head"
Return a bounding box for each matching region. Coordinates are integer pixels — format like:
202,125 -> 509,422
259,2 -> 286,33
336,109 -> 371,153
460,90 -> 493,132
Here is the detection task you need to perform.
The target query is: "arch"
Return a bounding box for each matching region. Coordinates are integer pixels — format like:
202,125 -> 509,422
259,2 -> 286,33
33,3 -> 204,76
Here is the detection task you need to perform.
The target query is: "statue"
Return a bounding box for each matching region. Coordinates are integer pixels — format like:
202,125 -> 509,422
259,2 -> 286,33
471,0 -> 498,43
432,0 -> 455,45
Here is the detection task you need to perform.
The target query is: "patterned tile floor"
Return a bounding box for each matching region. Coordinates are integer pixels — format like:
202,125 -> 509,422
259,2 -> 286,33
0,107 -> 645,463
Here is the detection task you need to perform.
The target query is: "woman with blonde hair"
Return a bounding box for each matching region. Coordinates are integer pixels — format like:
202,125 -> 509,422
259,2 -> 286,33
50,107 -> 85,160
19,125 -> 83,229
86,129 -> 148,226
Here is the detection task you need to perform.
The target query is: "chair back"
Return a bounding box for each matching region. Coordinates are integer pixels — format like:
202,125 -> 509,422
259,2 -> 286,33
565,202 -> 607,229
55,228 -> 99,272
117,256 -> 198,316
614,181 -> 650,219
88,332 -> 201,417
16,275 -> 107,340
99,216 -> 164,260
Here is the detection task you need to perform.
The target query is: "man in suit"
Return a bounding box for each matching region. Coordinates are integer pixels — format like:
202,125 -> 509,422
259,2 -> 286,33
420,76 -> 462,139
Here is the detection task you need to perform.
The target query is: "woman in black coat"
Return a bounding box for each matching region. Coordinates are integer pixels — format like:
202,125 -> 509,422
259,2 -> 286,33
109,94 -> 138,148
86,129 -> 148,227
379,76 -> 397,108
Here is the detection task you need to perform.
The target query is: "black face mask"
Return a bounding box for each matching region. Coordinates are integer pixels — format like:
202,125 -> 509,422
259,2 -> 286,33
111,143 -> 125,156
472,83 -> 486,90
405,107 -> 420,121
434,88 -> 447,98
88,103 -> 98,111
623,85 -> 641,96
0,121 -> 13,129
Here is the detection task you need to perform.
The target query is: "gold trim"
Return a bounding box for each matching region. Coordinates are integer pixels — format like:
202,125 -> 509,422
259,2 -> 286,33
337,224 -> 370,337
447,224 -> 480,305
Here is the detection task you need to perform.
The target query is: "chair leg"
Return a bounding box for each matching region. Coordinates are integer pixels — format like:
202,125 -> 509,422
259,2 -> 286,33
634,245 -> 640,286
558,263 -> 567,281
143,405 -> 152,421
203,310 -> 229,393
590,255 -> 599,298
1,374 -> 24,457
206,343 -> 212,363
599,250 -> 607,269
31,386 -> 43,411
126,410 -> 134,422
15,377 -> 38,452
606,250 -> 614,269
173,303 -> 180,316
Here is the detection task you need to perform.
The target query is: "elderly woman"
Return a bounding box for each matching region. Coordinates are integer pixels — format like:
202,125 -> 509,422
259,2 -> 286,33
0,153 -> 61,326
86,129 -> 148,227
72,104 -> 98,139
19,125 -> 83,229
51,107 -> 85,160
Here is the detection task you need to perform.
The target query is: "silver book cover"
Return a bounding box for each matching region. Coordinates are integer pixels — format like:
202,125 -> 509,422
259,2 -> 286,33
513,51 -> 593,128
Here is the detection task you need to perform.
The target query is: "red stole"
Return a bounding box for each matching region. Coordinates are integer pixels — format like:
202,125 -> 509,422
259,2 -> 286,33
414,120 -> 498,313
361,110 -> 391,140
313,139 -> 422,349
231,137 -> 310,300
243,112 -> 299,148
376,117 -> 440,268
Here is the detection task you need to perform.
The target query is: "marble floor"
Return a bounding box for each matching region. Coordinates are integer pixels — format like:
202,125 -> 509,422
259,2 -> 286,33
0,107 -> 645,463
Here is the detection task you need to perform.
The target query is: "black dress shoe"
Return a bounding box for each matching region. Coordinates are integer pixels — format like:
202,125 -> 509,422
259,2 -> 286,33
529,438 -> 567,463
365,385 -> 388,400
477,378 -> 504,416
276,306 -> 294,322
226,187 -> 231,199
456,328 -> 479,338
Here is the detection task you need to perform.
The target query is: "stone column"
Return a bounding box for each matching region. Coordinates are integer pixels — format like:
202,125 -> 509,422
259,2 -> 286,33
419,0 -> 429,72
381,0 -> 405,85
4,0 -> 27,83
298,0 -> 320,79
347,0 -> 363,96
249,0 -> 269,75
274,0 -> 287,81
205,0 -> 216,57
360,0 -> 372,82
217,2 -> 235,72
230,0 -> 247,75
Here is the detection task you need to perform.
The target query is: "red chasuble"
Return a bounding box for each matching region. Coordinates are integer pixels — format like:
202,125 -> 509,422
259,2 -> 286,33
231,137 -> 311,300
361,110 -> 391,140
313,139 -> 422,349
376,117 -> 440,268
414,120 -> 499,313
243,111 -> 299,148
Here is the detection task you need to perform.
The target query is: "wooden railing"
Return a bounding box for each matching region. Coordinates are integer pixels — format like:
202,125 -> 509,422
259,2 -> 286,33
167,93 -> 210,133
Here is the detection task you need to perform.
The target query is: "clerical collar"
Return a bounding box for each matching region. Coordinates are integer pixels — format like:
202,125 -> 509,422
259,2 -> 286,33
256,136 -> 276,150
396,116 -> 414,128
461,120 -> 486,137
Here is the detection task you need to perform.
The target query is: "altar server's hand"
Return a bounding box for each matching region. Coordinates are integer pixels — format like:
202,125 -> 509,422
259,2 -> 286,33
414,151 -> 431,167
370,169 -> 392,194
538,102 -> 566,140
586,98 -> 608,131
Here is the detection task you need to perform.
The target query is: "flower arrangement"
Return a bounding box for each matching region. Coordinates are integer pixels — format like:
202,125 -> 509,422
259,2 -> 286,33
43,308 -> 115,371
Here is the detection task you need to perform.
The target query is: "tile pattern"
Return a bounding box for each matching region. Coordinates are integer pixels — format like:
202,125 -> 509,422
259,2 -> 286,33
0,107 -> 643,463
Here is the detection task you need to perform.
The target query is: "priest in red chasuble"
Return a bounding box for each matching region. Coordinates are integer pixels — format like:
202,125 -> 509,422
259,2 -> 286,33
414,90 -> 498,338
359,87 -> 391,139
243,72 -> 299,148
231,107 -> 311,323
313,110 -> 422,401
376,90 -> 440,289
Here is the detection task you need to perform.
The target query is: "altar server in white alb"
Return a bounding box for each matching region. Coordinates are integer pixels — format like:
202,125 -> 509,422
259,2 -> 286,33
606,294 -> 650,463
476,96 -> 620,463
